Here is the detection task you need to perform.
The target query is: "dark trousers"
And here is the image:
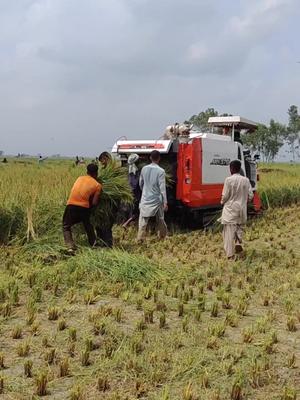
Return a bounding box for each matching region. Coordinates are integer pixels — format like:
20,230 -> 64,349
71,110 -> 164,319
63,205 -> 96,249
96,225 -> 113,248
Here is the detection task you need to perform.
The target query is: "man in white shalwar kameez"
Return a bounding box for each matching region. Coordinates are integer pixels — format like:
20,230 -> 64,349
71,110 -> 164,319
137,150 -> 168,241
221,160 -> 254,259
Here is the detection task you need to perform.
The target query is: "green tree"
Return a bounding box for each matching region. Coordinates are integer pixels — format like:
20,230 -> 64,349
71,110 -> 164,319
265,119 -> 285,161
187,108 -> 286,161
243,121 -> 285,162
286,105 -> 300,161
188,108 -> 218,130
242,124 -> 269,160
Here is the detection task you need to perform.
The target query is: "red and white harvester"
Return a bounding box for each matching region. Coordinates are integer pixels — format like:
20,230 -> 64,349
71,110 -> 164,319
112,116 -> 262,226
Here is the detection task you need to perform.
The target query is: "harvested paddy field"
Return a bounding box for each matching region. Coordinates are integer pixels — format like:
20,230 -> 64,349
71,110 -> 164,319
0,161 -> 299,399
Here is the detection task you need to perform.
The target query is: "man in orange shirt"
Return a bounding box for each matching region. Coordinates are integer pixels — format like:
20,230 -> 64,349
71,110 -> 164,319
63,163 -> 102,252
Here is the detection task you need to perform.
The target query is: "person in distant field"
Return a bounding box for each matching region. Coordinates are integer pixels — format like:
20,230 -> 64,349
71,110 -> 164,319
38,155 -> 48,164
123,153 -> 142,228
75,156 -> 80,166
137,150 -> 168,242
79,157 -> 85,165
2,158 -> 8,163
95,152 -> 115,248
220,160 -> 253,259
63,163 -> 101,252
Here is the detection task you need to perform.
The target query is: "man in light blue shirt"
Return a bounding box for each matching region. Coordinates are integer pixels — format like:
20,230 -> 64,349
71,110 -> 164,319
137,150 -> 168,241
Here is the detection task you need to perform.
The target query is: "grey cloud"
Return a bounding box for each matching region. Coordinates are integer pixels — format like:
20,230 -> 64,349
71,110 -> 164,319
0,0 -> 299,156
185,0 -> 297,76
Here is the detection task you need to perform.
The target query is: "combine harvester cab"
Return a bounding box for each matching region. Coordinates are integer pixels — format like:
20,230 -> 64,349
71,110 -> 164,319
112,116 -> 262,227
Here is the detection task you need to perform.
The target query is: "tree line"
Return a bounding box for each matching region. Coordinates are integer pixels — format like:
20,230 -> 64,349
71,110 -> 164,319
187,106 -> 300,162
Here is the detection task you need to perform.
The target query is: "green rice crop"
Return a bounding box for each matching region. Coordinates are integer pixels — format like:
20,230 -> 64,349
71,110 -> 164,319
258,163 -> 300,208
0,160 -> 299,243
0,159 -> 132,243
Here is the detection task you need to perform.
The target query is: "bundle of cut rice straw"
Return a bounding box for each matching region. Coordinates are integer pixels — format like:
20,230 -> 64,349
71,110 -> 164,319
92,159 -> 133,227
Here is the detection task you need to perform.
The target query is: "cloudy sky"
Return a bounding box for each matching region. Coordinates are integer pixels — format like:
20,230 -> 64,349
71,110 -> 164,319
0,0 -> 299,156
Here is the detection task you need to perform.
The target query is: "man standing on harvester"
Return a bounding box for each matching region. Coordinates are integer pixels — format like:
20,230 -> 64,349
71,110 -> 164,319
63,163 -> 101,252
137,150 -> 168,242
220,160 -> 253,259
